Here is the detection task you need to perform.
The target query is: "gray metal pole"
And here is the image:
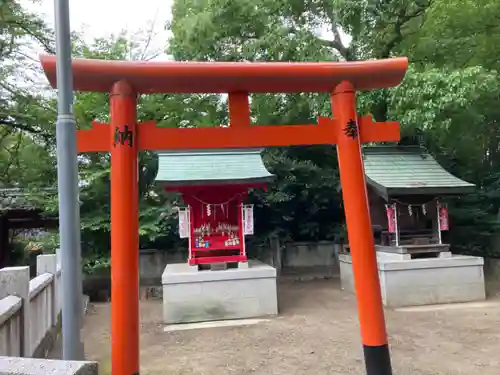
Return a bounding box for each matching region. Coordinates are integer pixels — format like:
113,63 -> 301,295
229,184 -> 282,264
53,0 -> 84,360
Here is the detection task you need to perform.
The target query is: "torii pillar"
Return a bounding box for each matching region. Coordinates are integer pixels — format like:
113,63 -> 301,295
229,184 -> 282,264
40,55 -> 408,375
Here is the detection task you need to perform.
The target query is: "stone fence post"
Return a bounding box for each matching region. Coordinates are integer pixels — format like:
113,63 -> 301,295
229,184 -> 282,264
269,235 -> 282,276
0,266 -> 30,356
36,254 -> 59,326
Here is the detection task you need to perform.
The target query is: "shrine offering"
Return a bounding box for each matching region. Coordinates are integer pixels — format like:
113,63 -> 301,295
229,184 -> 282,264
177,190 -> 250,264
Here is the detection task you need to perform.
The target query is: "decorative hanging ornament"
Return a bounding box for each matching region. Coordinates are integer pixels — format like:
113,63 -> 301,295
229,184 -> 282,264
422,204 -> 427,215
408,204 -> 413,216
206,204 -> 212,217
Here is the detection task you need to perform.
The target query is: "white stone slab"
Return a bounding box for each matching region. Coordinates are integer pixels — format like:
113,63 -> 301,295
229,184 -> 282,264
162,260 -> 276,284
395,300 -> 500,312
340,254 -> 486,307
162,260 -> 278,324
163,318 -> 269,332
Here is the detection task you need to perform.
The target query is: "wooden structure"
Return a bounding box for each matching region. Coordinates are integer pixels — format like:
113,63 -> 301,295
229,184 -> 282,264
0,188 -> 57,267
363,146 -> 475,255
155,149 -> 274,265
40,54 -> 408,375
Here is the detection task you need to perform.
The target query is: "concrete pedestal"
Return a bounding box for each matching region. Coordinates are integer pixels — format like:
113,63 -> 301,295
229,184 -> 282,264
162,260 -> 278,324
339,252 -> 486,307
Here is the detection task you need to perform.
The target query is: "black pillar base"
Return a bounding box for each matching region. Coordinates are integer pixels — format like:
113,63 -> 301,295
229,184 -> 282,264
363,344 -> 393,375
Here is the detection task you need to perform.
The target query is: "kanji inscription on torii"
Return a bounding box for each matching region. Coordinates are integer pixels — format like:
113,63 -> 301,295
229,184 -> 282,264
343,118 -> 358,139
114,125 -> 134,147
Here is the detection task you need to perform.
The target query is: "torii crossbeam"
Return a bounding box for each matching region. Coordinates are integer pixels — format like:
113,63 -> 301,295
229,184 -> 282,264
40,55 -> 408,375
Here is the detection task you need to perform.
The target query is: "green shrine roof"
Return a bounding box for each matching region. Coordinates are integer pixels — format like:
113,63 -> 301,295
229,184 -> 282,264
155,149 -> 274,186
0,189 -> 34,212
363,146 -> 475,199
0,187 -> 55,215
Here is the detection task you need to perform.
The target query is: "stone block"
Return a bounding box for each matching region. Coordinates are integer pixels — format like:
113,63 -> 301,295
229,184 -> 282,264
0,357 -> 98,375
36,254 -> 58,326
238,262 -> 249,269
0,296 -> 22,356
55,249 -> 61,270
340,254 -> 486,307
376,252 -> 411,261
285,241 -> 336,267
0,267 -> 30,356
162,260 -> 278,324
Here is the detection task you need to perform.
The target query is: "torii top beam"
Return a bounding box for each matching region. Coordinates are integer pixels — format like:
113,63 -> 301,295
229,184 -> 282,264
39,55 -> 408,94
39,55 -> 408,152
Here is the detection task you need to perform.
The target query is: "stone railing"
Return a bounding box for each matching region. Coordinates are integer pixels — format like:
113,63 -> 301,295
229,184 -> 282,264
0,253 -> 61,358
0,357 -> 98,375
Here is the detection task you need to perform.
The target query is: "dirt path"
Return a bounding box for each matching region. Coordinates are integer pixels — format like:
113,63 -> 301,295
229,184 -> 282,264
83,279 -> 500,374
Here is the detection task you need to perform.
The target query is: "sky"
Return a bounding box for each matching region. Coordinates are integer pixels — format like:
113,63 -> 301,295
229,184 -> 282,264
23,0 -> 173,60
22,0 -> 348,59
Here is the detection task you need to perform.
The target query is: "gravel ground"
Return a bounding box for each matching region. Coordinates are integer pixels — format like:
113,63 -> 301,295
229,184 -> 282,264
83,279 -> 500,375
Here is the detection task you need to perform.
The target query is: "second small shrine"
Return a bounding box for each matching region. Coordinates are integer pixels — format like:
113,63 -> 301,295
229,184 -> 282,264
362,145 -> 475,255
155,149 -> 274,266
340,145 -> 486,307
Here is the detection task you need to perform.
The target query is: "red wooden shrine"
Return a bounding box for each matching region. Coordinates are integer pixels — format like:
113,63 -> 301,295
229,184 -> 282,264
157,149 -> 274,265
171,184 -> 259,265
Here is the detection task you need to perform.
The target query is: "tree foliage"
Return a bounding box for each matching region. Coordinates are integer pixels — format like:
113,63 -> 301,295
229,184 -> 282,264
402,0 -> 500,71
0,0 -> 56,187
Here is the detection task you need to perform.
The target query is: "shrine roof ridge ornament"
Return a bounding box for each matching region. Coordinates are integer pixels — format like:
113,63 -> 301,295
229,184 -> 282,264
39,55 -> 408,94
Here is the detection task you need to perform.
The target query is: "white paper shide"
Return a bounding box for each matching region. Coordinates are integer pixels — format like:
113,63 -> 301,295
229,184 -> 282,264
178,207 -> 190,238
242,204 -> 254,235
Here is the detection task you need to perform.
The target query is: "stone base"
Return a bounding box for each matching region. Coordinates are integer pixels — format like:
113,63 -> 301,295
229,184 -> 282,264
340,253 -> 486,307
375,243 -> 450,255
162,260 -> 278,324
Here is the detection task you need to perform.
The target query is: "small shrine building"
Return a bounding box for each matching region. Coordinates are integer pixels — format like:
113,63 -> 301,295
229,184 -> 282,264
155,148 -> 274,266
363,145 -> 475,255
340,145 -> 485,308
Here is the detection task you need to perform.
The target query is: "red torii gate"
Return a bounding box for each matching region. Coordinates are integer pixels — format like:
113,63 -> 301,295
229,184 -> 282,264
40,55 -> 408,375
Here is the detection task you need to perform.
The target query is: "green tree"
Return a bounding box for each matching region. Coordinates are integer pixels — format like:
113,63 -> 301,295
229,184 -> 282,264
169,0 -> 433,122
401,0 -> 500,71
169,0 -> 431,62
251,146 -> 342,242
388,0 -> 500,256
0,0 -> 56,186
